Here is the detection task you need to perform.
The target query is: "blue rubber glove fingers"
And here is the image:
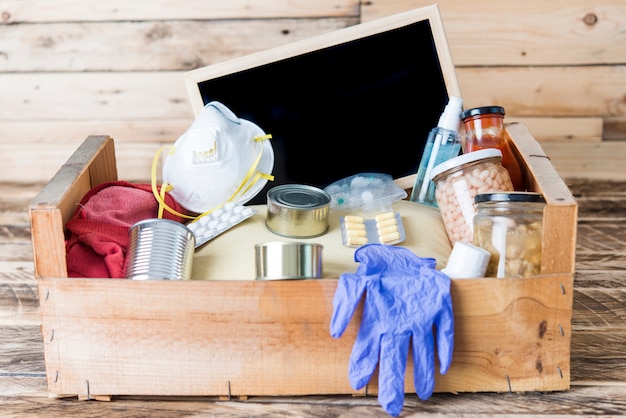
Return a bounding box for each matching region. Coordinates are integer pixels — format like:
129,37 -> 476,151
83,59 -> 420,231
347,311 -> 381,390
378,331 -> 411,417
420,266 -> 455,375
409,267 -> 454,398
330,272 -> 367,339
411,325 -> 436,400
434,284 -> 455,375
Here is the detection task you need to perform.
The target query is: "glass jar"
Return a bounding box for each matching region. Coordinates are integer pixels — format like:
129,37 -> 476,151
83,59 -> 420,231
461,106 -> 526,191
430,148 -> 514,245
473,192 -> 546,278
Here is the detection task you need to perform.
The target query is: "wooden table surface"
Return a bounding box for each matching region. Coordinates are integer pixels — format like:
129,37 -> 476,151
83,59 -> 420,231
2,179 -> 625,417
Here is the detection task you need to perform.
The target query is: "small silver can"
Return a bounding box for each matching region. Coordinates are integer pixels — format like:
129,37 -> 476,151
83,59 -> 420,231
255,242 -> 323,280
125,218 -> 195,280
265,184 -> 331,238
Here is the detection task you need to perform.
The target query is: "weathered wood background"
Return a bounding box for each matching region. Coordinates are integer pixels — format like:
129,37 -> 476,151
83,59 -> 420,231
1,0 -> 625,184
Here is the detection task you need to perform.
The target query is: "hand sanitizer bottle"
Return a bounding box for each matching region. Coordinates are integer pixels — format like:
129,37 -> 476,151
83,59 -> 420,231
410,96 -> 463,207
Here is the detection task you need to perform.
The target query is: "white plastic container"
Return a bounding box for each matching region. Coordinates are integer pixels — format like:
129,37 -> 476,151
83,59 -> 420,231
441,241 -> 491,279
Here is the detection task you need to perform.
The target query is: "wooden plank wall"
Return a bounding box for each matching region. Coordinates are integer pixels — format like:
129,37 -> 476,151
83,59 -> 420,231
1,0 -> 625,184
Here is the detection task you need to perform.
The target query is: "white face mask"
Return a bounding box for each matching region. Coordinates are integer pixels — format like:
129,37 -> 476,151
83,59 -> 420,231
162,101 -> 274,214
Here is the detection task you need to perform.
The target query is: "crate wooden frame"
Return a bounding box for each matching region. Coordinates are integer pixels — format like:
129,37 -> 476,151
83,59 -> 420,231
29,123 -> 577,399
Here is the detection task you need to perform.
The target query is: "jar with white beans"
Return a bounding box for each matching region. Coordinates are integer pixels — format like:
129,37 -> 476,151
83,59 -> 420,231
473,192 -> 545,278
430,149 -> 514,245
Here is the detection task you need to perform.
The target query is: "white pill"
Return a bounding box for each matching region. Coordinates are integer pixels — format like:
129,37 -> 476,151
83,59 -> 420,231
344,215 -> 364,223
378,225 -> 398,236
377,218 -> 397,228
344,221 -> 366,230
347,236 -> 368,246
379,231 -> 401,243
345,229 -> 367,237
375,211 -> 395,222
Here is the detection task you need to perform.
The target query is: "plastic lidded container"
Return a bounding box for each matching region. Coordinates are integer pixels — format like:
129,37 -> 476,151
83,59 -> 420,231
461,106 -> 525,191
473,192 -> 546,278
430,148 -> 514,245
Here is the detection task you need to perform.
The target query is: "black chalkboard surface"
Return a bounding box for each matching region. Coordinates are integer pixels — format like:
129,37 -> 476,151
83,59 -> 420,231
184,5 -> 461,204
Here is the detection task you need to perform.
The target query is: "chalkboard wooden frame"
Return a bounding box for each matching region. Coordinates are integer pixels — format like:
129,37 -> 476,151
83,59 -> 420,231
184,5 -> 461,204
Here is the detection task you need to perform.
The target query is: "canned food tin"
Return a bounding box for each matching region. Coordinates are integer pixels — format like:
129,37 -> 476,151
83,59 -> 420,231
265,184 -> 331,238
255,241 -> 323,280
125,218 -> 195,280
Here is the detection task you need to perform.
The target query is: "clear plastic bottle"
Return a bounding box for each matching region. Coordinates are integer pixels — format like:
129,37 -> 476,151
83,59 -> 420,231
410,96 -> 463,207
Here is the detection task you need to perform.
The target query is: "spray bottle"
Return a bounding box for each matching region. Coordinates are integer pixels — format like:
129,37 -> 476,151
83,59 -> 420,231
410,96 -> 463,207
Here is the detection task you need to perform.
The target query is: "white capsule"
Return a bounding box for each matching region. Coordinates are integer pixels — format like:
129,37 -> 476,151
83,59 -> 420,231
375,211 -> 395,222
379,231 -> 401,243
346,236 -> 368,246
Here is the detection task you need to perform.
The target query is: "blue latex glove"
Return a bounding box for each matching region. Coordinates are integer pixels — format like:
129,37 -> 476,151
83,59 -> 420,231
330,244 -> 454,417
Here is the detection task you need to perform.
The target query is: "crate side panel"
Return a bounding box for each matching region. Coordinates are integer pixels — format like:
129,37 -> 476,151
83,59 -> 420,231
38,274 -> 572,397
29,209 -> 68,279
29,136 -> 118,279
434,274 -> 572,392
38,278 -> 360,397
506,123 -> 578,275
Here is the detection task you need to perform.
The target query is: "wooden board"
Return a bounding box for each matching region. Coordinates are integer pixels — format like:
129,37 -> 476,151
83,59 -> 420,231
1,0 -> 625,185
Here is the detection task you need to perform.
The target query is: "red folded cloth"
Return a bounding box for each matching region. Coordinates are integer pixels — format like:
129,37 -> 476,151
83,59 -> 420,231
65,181 -> 191,278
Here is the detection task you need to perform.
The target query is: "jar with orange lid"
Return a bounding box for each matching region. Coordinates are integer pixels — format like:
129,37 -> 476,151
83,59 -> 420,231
461,106 -> 526,191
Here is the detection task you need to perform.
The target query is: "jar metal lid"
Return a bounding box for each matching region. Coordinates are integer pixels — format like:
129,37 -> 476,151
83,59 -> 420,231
267,184 -> 330,209
475,192 -> 546,204
461,106 -> 505,120
429,148 -> 502,181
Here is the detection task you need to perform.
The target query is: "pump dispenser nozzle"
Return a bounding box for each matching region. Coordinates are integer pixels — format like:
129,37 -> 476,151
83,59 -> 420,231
437,96 -> 463,132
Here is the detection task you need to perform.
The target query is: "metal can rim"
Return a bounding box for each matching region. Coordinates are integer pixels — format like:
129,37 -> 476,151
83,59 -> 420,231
267,184 -> 331,209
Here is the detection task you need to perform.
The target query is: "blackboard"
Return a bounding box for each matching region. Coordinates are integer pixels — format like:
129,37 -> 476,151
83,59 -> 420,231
184,5 -> 461,205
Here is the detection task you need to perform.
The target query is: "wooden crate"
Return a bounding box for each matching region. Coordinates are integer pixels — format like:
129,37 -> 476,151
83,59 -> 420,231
29,122 -> 577,399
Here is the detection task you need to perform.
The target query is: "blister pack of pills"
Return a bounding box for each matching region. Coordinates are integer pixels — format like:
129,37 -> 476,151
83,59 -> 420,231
340,210 -> 406,247
186,202 -> 256,248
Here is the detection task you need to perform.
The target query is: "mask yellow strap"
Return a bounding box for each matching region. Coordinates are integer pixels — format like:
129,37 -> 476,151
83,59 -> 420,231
226,134 -> 274,202
157,182 -> 172,219
151,145 -> 197,220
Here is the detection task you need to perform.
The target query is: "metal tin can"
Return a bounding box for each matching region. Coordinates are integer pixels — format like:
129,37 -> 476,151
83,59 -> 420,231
265,184 -> 331,238
255,241 -> 323,280
473,192 -> 545,278
125,218 -> 195,280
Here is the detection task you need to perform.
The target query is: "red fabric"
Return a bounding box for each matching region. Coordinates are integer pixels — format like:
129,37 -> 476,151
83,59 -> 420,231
65,181 -> 191,278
